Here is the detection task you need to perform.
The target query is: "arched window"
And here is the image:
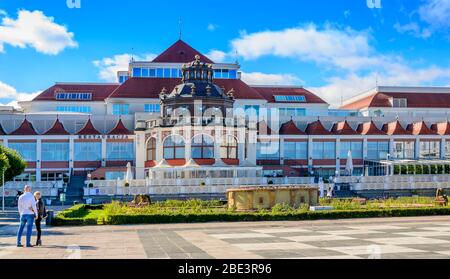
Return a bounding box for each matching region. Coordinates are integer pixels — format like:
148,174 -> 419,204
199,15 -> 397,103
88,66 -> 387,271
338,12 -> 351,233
192,134 -> 214,159
221,136 -> 238,159
163,135 -> 185,160
146,138 -> 156,161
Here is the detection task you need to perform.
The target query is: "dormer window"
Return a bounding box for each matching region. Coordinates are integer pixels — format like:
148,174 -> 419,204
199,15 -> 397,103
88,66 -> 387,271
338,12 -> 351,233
55,92 -> 92,101
392,98 -> 407,108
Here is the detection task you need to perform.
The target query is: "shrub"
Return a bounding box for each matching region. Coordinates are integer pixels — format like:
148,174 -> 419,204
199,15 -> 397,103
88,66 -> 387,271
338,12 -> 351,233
437,165 -> 444,174
423,165 -> 430,174
124,182 -> 130,187
394,165 -> 400,175
446,165 -> 450,174
430,165 -> 437,175
88,183 -> 94,188
415,165 -> 423,175
407,165 -> 415,175
401,165 -> 407,175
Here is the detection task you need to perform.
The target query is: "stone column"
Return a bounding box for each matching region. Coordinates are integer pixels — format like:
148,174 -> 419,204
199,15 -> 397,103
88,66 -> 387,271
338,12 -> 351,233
363,138 -> 368,159
247,129 -> 257,164
36,139 -> 42,182
279,138 -> 285,166
335,138 -> 341,175
185,129 -> 192,161
101,137 -> 107,167
69,137 -> 74,170
440,138 -> 446,159
389,138 -> 395,159
415,138 -> 421,160
155,130 -> 163,162
308,137 -> 314,174
134,131 -> 146,179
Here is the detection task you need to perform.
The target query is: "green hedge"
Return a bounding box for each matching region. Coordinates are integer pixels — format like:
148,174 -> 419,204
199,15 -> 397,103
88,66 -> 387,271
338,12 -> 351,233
53,204 -> 450,226
53,204 -> 104,226
103,207 -> 450,225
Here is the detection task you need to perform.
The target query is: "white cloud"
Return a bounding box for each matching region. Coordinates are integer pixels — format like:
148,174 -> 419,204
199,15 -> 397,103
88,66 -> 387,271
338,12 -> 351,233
394,22 -> 431,38
206,49 -> 227,63
311,65 -> 450,108
344,10 -> 351,19
231,24 -> 373,71
207,24 -> 218,32
93,53 -> 157,82
419,0 -> 450,29
0,81 -> 40,107
241,72 -> 302,86
0,10 -> 77,55
0,10 -> 7,17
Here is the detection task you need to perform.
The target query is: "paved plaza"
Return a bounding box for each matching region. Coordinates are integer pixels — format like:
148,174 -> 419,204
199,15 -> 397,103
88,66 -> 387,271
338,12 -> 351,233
1,211 -> 450,259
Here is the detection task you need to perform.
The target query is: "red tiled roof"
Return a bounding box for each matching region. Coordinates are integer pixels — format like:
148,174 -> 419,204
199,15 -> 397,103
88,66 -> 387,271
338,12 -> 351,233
331,121 -> 358,135
382,120 -> 411,135
406,121 -> 436,135
342,92 -> 450,110
305,120 -> 331,135
152,40 -> 214,64
109,78 -> 265,100
44,119 -> 70,135
108,119 -> 133,135
357,121 -> 386,135
257,121 -> 275,136
279,120 -> 305,135
431,122 -> 450,136
77,119 -> 101,135
252,87 -> 328,104
34,83 -> 119,102
10,119 -> 38,135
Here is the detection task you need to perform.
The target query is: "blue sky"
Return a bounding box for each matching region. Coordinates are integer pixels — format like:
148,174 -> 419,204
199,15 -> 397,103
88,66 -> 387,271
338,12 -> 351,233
1,0 -> 450,107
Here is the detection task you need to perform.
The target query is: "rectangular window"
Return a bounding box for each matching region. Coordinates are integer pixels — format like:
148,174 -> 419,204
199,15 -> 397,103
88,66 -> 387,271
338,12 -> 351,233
105,172 -> 126,180
132,68 -> 141,77
42,142 -> 69,162
392,98 -> 408,108
144,104 -> 161,113
229,70 -> 237,79
149,68 -> 156,77
9,142 -> 36,162
55,92 -> 92,101
156,68 -> 164,77
367,141 -> 389,160
112,104 -> 129,115
257,142 -> 280,160
106,142 -> 134,161
340,141 -> 363,159
274,96 -> 306,103
214,69 -> 222,79
313,141 -> 336,160
56,106 -> 92,113
420,141 -> 440,159
141,68 -> 149,77
284,142 -> 308,160
171,68 -> 179,78
74,142 -> 102,161
446,141 -> 450,158
394,141 -> 415,159
244,105 -> 260,117
164,68 -> 171,78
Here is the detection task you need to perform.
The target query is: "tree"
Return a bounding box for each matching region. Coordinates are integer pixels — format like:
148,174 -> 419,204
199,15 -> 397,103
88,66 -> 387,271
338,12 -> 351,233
0,152 -> 10,186
0,146 -> 26,183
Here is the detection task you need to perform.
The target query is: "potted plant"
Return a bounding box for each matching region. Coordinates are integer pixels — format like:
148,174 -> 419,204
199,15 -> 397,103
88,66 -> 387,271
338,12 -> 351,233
124,182 -> 130,188
88,183 -> 94,188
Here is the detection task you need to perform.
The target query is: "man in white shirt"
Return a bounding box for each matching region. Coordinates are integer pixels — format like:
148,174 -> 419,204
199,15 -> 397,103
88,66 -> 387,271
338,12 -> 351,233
16,185 -> 38,248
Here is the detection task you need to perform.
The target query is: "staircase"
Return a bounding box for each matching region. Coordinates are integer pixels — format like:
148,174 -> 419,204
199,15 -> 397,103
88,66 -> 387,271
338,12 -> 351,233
65,175 -> 86,203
